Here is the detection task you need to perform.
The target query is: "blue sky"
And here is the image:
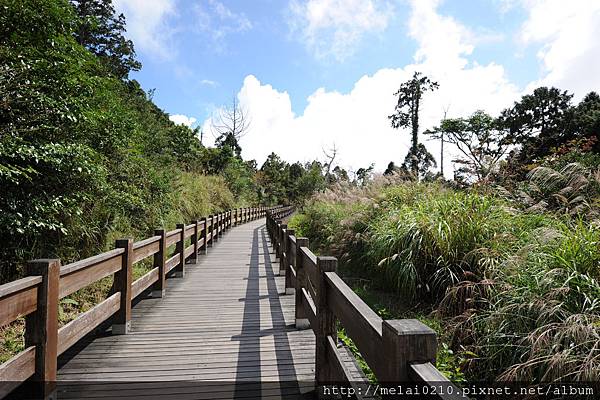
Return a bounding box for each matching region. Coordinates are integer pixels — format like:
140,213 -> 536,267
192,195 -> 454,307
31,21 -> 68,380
114,0 -> 600,175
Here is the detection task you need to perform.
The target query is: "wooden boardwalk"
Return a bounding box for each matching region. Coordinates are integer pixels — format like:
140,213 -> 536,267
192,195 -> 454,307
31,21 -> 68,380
56,219 -> 316,399
2,207 -> 458,400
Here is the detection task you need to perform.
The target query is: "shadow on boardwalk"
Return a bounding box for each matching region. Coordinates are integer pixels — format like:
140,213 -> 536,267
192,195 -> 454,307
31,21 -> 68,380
53,219 -> 315,400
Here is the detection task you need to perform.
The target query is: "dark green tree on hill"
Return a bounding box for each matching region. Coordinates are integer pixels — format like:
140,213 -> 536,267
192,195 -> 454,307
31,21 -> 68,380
499,87 -> 573,166
388,71 -> 439,176
70,0 -> 141,79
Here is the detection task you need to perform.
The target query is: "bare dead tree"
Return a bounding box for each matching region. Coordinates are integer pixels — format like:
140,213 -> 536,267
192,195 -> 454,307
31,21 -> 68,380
210,96 -> 251,141
323,143 -> 338,179
425,104 -> 450,177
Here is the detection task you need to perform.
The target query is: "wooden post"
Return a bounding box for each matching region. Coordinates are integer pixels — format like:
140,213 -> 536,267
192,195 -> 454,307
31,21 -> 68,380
191,220 -> 199,262
113,239 -> 133,335
214,214 -> 220,241
277,224 -> 287,267
381,319 -> 437,382
315,256 -> 337,386
295,238 -> 310,329
234,209 -> 238,226
284,230 -> 295,294
200,217 -> 208,253
175,224 -> 185,277
279,227 -> 287,276
208,215 -> 213,247
25,259 -> 59,399
152,229 -> 166,297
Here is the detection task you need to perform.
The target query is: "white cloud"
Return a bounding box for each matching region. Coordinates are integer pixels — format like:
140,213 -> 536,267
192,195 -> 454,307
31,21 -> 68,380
200,79 -> 219,87
517,0 -> 600,98
194,0 -> 252,47
170,114 -> 197,127
113,0 -> 176,59
203,0 -> 518,177
288,0 -> 393,61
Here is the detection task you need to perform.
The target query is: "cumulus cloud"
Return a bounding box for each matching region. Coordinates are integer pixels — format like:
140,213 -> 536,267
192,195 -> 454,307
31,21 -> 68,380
204,0 -> 519,177
113,0 -> 176,59
518,0 -> 600,98
170,114 -> 197,127
288,0 -> 393,60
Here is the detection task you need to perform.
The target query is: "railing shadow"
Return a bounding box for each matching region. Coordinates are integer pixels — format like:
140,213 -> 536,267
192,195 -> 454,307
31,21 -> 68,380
231,224 -> 305,399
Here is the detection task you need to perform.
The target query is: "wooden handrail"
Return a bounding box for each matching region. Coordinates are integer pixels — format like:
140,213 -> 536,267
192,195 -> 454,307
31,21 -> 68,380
0,205 -> 277,398
266,209 -> 464,397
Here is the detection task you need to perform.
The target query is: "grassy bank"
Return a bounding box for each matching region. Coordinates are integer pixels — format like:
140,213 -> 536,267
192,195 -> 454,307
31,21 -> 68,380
288,177 -> 600,382
0,171 -> 242,364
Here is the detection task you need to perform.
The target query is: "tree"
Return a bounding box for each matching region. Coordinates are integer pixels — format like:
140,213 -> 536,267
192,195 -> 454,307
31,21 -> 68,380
384,161 -> 399,175
573,92 -> 600,152
258,153 -> 289,205
355,163 -> 375,186
400,144 -> 437,179
322,143 -> 338,183
389,71 -> 439,175
498,87 -> 574,164
210,97 -> 251,151
426,111 -> 509,182
216,131 -> 242,158
425,105 -> 450,177
70,0 -> 141,79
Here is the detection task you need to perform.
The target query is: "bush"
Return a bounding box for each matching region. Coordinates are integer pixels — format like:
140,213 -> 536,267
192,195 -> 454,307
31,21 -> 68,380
293,179 -> 600,382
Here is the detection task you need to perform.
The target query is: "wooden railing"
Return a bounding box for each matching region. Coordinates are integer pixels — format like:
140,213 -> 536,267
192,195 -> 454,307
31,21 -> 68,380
267,208 -> 462,398
0,206 -> 280,398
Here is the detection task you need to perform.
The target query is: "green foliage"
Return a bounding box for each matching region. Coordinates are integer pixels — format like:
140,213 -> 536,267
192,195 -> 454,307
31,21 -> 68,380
258,153 -> 326,205
0,0 -> 238,282
71,0 -> 141,79
295,179 -> 600,382
426,110 -> 508,182
389,71 -> 439,175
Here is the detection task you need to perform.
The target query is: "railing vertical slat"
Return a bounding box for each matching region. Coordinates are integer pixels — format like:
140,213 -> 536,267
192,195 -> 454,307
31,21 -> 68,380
113,238 -> 133,334
152,229 -> 166,297
25,259 -> 59,399
284,229 -> 295,293
315,256 -> 337,385
175,224 -> 185,277
295,237 -> 310,329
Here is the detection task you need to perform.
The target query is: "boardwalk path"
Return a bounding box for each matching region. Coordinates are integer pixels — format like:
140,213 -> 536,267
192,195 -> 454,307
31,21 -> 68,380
57,219 -> 315,399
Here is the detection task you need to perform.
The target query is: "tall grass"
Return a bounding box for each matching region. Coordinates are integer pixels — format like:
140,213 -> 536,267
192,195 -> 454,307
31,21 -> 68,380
290,178 -> 600,382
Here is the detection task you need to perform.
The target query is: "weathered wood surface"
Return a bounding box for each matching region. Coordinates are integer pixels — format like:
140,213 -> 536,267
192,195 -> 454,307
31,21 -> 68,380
56,219 -> 319,399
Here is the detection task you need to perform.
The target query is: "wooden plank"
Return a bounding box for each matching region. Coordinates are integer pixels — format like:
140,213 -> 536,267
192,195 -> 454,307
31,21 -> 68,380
302,288 -> 316,329
165,254 -> 179,273
327,336 -> 354,383
131,268 -> 159,299
184,243 -> 194,259
409,362 -> 465,400
300,247 -> 317,287
184,224 -> 195,239
0,276 -> 42,298
60,249 -> 124,277
59,254 -> 121,299
0,278 -> 39,327
165,229 -> 181,247
57,293 -> 121,355
324,271 -> 384,377
132,237 -> 160,264
0,346 -> 36,398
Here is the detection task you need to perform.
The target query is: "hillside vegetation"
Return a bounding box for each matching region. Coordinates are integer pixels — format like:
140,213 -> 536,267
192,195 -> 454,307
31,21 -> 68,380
290,166 -> 600,382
